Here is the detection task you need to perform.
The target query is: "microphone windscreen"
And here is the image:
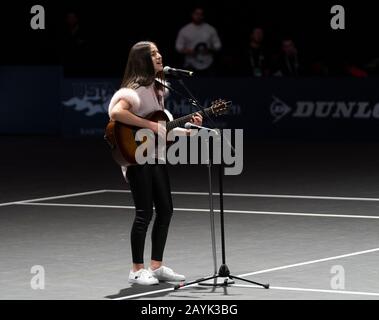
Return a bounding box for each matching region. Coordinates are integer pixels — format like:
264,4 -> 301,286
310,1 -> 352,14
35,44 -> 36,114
163,66 -> 171,74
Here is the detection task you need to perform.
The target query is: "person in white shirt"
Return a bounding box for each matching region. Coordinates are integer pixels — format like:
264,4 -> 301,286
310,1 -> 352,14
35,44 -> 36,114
109,41 -> 203,285
175,7 -> 222,74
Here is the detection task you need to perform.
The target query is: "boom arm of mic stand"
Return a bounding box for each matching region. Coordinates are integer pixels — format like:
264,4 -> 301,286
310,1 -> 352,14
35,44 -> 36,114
177,79 -> 217,128
177,79 -> 236,155
158,78 -> 236,154
156,79 -> 216,127
156,79 -> 190,101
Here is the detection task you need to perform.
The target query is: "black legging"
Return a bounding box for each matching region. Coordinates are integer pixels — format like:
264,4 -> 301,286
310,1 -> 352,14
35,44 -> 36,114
126,164 -> 173,264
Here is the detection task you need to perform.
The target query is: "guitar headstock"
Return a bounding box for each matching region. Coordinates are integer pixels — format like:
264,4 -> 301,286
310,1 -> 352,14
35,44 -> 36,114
209,99 -> 231,116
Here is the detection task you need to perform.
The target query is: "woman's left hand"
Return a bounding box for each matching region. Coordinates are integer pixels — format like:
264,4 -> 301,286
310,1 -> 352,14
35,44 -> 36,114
191,112 -> 203,126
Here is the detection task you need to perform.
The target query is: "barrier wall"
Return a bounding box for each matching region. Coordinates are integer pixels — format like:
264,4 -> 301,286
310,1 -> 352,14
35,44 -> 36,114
0,66 -> 61,134
2,67 -> 379,141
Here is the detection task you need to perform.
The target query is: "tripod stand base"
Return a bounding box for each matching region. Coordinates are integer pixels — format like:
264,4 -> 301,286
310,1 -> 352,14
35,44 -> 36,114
198,276 -> 235,286
174,264 -> 269,290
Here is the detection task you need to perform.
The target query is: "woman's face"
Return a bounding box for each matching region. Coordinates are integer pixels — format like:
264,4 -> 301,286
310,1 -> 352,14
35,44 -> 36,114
150,44 -> 163,74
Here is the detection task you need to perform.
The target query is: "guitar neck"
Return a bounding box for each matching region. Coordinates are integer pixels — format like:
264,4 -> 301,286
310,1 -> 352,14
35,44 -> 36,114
166,107 -> 211,131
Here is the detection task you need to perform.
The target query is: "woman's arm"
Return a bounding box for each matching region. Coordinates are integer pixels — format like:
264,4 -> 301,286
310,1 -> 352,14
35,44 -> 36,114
110,99 -> 160,133
172,112 -> 203,136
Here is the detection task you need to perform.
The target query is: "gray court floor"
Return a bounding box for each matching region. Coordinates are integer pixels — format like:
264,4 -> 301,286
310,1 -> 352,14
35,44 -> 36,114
1,137 -> 379,300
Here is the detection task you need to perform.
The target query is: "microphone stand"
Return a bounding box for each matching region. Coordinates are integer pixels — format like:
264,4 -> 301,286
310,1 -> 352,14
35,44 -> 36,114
164,77 -> 269,291
160,79 -> 219,276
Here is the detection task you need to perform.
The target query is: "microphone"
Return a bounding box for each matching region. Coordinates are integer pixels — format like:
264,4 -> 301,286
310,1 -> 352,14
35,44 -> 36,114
184,122 -> 219,135
163,66 -> 194,77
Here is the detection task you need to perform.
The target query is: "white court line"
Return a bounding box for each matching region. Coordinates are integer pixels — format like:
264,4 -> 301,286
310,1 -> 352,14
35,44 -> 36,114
18,202 -> 135,209
105,189 -> 379,202
111,285 -> 197,301
238,247 -> 379,278
4,189 -> 379,208
230,284 -> 379,297
218,209 -> 379,220
17,202 -> 379,220
112,283 -> 379,301
0,190 -> 107,207
111,247 -> 379,300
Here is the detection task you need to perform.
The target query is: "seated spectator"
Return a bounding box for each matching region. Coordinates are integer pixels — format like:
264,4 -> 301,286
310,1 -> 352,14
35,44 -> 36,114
272,37 -> 302,76
309,57 -> 329,76
246,27 -> 271,77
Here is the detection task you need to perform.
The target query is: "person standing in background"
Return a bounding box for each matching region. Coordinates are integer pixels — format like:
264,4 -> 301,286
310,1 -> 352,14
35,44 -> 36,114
273,37 -> 301,76
247,27 -> 270,77
60,11 -> 88,76
175,7 -> 222,75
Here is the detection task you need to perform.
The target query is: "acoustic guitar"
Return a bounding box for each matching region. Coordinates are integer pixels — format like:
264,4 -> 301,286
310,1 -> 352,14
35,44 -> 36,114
104,99 -> 230,166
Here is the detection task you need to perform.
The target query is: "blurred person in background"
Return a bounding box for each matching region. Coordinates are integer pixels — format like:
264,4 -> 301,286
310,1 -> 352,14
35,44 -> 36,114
272,37 -> 301,76
175,7 -> 222,75
246,27 -> 271,77
60,11 -> 88,76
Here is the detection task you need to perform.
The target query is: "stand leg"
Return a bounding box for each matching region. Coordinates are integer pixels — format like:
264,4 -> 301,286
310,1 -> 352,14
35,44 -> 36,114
219,138 -> 227,266
206,139 -> 218,275
229,275 -> 270,289
174,275 -> 218,290
199,138 -> 234,287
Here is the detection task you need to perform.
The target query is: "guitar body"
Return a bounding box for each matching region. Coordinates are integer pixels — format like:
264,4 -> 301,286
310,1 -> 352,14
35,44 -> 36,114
104,110 -> 169,166
104,99 -> 229,167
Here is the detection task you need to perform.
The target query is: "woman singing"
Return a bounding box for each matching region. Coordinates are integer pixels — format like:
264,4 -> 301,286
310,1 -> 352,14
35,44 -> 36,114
108,41 -> 202,285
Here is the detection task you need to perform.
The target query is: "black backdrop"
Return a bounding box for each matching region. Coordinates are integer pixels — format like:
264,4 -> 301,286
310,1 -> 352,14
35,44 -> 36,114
1,1 -> 377,77
2,1 -> 379,141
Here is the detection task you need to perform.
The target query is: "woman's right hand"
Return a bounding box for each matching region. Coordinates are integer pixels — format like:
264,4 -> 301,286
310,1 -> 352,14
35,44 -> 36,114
150,121 -> 167,139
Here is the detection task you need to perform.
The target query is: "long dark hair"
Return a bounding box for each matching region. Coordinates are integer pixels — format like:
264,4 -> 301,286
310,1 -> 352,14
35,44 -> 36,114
120,41 -> 164,91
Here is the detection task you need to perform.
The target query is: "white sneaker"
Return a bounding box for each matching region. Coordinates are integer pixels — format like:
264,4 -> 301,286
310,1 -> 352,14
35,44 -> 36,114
149,266 -> 186,282
129,268 -> 159,285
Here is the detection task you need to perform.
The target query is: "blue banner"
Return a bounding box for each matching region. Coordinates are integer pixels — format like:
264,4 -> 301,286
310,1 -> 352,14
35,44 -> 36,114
0,66 -> 61,134
2,67 -> 379,141
60,79 -> 120,137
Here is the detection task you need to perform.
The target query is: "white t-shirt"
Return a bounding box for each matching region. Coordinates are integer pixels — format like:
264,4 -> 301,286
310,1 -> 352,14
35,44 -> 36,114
175,22 -> 222,70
